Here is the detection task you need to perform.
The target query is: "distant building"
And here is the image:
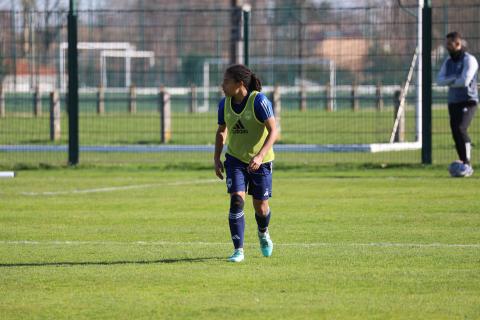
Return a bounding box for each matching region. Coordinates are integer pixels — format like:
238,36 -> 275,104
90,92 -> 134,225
315,36 -> 371,73
1,59 -> 57,92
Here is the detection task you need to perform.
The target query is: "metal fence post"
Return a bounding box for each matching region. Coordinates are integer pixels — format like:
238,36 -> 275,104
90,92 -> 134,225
376,82 -> 384,111
97,85 -> 105,115
67,0 -> 79,165
50,90 -> 61,141
299,84 -> 307,112
0,84 -> 5,118
351,81 -> 359,112
159,86 -> 171,143
129,84 -> 137,114
325,82 -> 333,112
243,4 -> 251,66
33,86 -> 42,117
422,0 -> 432,164
230,1 -> 243,65
189,84 -> 197,113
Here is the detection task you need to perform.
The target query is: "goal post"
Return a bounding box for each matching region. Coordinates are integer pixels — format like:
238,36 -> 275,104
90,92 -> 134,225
99,50 -> 155,88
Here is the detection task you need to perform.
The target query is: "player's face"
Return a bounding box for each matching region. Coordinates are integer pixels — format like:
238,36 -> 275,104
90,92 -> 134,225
446,38 -> 462,55
222,74 -> 243,97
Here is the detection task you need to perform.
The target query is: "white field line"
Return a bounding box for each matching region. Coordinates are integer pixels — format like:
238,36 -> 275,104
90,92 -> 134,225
18,176 -> 325,197
18,176 -> 322,197
20,179 -> 220,196
0,240 -> 479,249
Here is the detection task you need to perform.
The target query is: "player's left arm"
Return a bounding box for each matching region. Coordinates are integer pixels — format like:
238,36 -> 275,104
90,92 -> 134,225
436,58 -> 456,86
451,55 -> 479,88
248,117 -> 277,172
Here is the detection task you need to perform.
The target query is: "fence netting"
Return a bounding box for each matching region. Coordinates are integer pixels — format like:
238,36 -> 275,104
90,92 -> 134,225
0,2 -> 479,167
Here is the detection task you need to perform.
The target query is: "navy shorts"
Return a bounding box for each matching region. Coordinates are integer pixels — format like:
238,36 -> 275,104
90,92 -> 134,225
224,153 -> 273,200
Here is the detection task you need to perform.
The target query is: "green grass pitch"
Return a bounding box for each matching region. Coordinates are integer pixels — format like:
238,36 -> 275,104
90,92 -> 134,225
1,166 -> 479,319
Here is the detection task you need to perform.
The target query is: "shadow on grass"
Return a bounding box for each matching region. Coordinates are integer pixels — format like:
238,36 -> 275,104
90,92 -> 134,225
0,256 -> 222,268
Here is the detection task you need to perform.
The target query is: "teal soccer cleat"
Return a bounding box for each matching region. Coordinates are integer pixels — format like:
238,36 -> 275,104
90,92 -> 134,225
227,249 -> 244,262
258,232 -> 273,257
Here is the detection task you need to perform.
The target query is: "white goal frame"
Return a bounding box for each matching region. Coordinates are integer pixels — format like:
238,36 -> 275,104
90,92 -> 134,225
59,42 -> 155,91
100,50 -> 155,88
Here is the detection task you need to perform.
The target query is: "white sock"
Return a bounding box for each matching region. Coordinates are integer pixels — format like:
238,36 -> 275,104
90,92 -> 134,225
466,142 -> 471,164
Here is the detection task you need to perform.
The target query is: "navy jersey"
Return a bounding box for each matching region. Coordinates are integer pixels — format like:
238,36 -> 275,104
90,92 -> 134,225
218,92 -> 274,125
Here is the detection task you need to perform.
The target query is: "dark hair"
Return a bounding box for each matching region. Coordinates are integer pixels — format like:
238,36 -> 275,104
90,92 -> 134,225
446,31 -> 467,50
446,31 -> 462,41
225,64 -> 262,92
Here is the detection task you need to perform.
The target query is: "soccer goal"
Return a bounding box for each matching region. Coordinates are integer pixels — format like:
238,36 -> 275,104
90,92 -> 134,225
99,49 -> 155,88
59,42 -> 155,91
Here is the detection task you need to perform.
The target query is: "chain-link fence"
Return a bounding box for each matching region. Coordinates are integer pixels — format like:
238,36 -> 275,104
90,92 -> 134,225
0,2 -> 479,167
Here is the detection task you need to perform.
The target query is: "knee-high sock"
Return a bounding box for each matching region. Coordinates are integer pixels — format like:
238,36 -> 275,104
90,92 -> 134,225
255,209 -> 271,233
229,195 -> 245,249
229,212 -> 245,249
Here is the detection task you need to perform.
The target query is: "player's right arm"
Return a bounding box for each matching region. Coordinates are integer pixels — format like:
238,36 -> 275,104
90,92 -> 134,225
214,98 -> 228,180
214,124 -> 227,180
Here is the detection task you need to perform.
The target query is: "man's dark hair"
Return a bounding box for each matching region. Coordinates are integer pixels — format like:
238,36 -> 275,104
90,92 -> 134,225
446,31 -> 462,41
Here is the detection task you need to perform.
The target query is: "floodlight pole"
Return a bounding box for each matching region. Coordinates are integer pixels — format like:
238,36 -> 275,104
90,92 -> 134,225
68,0 -> 79,165
421,0 -> 432,164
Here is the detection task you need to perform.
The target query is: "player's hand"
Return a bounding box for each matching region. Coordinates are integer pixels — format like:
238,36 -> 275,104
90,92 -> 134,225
214,158 -> 224,180
248,154 -> 263,172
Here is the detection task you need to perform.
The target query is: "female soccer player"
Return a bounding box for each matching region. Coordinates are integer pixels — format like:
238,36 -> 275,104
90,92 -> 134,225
214,64 -> 278,262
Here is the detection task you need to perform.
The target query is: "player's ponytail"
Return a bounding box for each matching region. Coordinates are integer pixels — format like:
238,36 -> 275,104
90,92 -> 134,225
249,73 -> 262,92
225,64 -> 262,92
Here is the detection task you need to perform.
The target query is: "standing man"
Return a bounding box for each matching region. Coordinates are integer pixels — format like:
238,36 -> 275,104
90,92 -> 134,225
437,32 -> 478,177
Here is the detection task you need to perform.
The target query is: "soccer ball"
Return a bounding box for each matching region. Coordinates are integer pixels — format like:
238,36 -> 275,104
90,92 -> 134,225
448,160 -> 466,177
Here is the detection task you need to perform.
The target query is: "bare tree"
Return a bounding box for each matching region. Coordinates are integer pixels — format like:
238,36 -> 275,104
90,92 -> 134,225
21,0 -> 36,57
43,0 -> 64,55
